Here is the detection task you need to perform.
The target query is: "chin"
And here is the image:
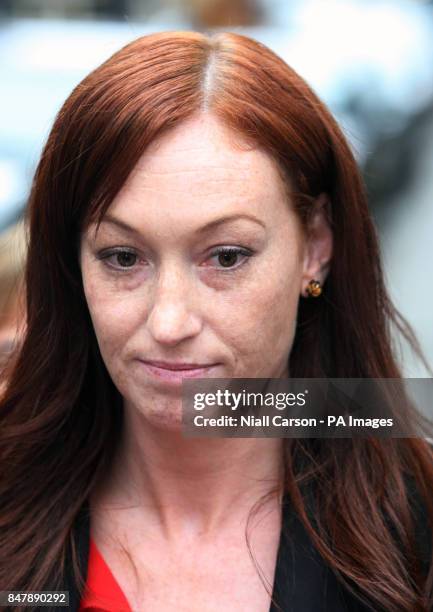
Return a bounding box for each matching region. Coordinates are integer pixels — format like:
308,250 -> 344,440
134,396 -> 184,432
146,412 -> 184,433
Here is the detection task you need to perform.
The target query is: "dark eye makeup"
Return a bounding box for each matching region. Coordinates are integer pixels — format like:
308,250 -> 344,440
95,245 -> 254,273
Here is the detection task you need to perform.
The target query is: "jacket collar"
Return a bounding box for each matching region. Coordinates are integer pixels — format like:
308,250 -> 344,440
60,493 -> 368,612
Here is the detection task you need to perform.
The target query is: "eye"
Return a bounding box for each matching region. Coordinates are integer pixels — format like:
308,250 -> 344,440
97,248 -> 141,271
208,247 -> 252,270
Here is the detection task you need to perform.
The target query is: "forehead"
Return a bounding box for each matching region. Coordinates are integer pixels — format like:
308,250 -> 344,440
104,113 -> 292,233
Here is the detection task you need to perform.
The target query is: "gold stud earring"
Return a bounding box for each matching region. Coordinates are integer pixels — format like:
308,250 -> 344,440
305,279 -> 322,297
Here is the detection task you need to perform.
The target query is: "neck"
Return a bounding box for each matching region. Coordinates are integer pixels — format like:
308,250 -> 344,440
94,402 -> 285,540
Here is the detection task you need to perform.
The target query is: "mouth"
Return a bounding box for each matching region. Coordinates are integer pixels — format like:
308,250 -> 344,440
137,360 -> 219,384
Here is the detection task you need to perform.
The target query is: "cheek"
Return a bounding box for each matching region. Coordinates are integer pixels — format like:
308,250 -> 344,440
213,255 -> 301,368
82,270 -> 141,366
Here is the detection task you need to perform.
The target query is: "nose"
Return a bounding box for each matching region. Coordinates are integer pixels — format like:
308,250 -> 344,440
146,262 -> 203,346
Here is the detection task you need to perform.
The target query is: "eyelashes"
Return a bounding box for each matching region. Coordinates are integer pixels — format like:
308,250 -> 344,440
96,246 -> 254,274
96,247 -> 140,271
207,246 -> 253,271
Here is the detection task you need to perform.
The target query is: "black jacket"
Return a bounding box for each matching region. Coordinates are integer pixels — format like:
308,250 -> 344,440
60,486 -> 431,612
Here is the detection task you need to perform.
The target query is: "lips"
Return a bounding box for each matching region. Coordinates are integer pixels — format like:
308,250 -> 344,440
142,360 -> 215,371
137,359 -> 219,384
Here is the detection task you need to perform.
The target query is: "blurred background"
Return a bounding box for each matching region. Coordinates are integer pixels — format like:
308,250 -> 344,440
1,0 -> 432,376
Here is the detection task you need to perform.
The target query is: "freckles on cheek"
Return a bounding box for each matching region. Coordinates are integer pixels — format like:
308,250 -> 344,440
219,272 -> 299,358
83,277 -> 137,357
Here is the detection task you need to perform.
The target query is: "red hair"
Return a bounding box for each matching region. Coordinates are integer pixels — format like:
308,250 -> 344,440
1,31 -> 432,611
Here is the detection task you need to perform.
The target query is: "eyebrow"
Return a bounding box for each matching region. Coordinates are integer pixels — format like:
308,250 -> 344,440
98,212 -> 266,236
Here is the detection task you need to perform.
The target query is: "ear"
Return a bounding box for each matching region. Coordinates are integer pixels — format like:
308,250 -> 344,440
300,193 -> 333,297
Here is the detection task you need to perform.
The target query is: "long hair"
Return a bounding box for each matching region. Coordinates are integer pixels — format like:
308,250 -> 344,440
1,31 -> 432,611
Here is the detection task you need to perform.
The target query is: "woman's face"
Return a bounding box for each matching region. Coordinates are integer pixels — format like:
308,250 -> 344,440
80,113 -> 331,429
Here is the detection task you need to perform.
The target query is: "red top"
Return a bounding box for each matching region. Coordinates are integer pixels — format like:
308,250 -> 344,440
79,538 -> 132,612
